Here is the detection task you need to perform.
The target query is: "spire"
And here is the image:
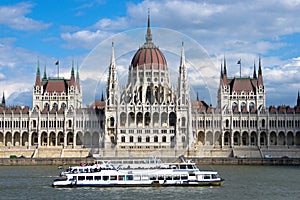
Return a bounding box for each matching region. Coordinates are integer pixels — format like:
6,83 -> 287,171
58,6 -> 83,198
257,56 -> 263,86
35,61 -> 41,86
253,60 -> 257,79
43,64 -> 47,81
220,60 -> 223,78
70,60 -> 75,86
297,91 -> 300,107
110,41 -> 116,67
197,91 -> 199,101
180,41 -> 185,67
145,8 -> 153,44
223,55 -> 227,75
258,56 -> 262,75
1,92 -> 5,108
37,60 -> 40,76
177,42 -> 189,105
106,41 -> 119,106
222,55 -> 228,85
101,91 -> 104,101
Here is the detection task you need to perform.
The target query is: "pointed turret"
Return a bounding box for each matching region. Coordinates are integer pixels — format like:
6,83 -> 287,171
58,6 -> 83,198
220,61 -> 223,79
35,61 -> 41,87
222,56 -> 228,85
1,92 -> 5,108
145,8 -> 153,44
42,64 -> 47,81
106,42 -> 119,106
177,42 -> 189,105
258,57 -> 264,86
253,60 -> 257,79
297,91 -> 300,107
70,60 -> 75,86
180,42 -> 186,68
101,91 -> 104,101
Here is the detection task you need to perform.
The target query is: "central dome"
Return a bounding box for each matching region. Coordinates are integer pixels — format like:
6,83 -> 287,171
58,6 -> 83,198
130,14 -> 167,71
131,45 -> 167,70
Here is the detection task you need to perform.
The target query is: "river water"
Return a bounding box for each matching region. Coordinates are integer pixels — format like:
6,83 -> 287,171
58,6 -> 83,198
0,165 -> 299,200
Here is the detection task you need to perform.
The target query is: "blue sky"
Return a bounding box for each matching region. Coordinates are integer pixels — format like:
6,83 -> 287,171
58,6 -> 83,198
1,0 -> 300,107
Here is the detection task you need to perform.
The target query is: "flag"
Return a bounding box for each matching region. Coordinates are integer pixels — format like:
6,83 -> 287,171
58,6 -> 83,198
237,59 -> 241,64
55,60 -> 59,65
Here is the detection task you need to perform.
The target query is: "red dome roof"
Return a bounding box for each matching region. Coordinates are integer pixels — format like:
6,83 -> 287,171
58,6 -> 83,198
131,45 -> 167,70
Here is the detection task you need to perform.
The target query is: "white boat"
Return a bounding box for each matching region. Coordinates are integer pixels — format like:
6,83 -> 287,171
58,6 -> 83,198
53,159 -> 224,187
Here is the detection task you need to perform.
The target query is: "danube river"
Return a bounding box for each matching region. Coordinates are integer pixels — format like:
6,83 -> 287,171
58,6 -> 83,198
0,164 -> 299,200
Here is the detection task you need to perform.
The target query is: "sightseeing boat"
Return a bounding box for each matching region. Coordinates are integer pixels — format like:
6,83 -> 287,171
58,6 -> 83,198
53,159 -> 224,187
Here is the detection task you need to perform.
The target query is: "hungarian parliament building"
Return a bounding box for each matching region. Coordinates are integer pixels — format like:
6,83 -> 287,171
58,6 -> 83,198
1,16 -> 300,158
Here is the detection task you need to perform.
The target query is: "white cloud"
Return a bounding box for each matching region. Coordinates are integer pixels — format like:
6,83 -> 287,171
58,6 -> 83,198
61,30 -> 112,49
0,2 -> 51,31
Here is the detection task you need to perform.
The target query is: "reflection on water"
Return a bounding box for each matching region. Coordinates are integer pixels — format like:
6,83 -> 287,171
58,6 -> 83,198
0,165 -> 299,200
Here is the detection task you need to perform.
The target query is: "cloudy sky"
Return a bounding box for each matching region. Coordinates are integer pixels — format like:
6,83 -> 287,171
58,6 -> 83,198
1,0 -> 300,107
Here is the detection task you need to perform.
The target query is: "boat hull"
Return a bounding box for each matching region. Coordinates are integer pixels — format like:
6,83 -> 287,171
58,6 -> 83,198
52,180 -> 223,188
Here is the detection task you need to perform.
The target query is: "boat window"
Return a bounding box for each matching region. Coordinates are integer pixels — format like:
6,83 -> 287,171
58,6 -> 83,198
78,176 -> 85,181
158,175 -> 164,180
179,165 -> 186,169
149,175 -> 157,180
204,175 -> 211,179
110,175 -> 117,181
95,176 -> 101,181
165,175 -> 172,180
134,175 -> 141,181
86,176 -> 93,181
142,175 -> 149,180
173,175 -> 180,180
119,175 -> 125,181
187,164 -> 193,169
126,175 -> 133,181
181,175 -> 188,180
103,176 -> 109,181
212,174 -> 218,179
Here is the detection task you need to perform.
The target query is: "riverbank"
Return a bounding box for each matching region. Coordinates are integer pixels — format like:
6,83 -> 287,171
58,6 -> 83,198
1,157 -> 300,166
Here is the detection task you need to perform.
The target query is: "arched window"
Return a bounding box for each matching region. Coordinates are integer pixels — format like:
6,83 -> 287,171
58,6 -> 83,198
138,136 -> 142,143
128,112 -> 135,126
146,136 -> 150,142
161,112 -> 168,126
240,102 -> 246,111
68,119 -> 72,128
154,136 -> 158,142
121,136 -> 125,143
144,112 -> 151,126
262,119 -> 266,128
120,113 -> 126,126
136,112 -> 143,126
146,86 -> 151,103
249,102 -> 255,111
53,103 -> 58,111
44,103 -> 49,111
129,136 -> 134,143
169,112 -> 176,126
162,136 -> 166,142
153,112 -> 159,126
225,119 -> 229,127
232,102 -> 237,111
110,117 -> 115,127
